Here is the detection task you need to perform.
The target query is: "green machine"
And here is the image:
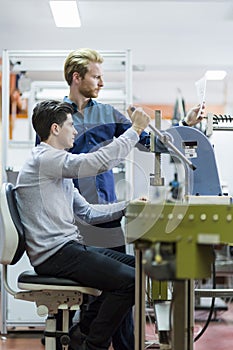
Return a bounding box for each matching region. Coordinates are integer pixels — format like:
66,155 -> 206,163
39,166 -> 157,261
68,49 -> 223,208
126,200 -> 233,350
127,201 -> 233,280
126,113 -> 233,350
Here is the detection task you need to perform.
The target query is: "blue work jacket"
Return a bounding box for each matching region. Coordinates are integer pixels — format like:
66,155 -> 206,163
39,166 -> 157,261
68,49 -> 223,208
64,97 -> 150,205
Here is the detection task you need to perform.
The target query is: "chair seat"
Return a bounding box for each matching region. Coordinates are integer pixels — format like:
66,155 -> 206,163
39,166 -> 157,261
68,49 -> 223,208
18,270 -> 101,296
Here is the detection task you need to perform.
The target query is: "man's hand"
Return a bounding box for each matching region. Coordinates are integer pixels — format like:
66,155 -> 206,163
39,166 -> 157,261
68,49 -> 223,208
127,105 -> 151,135
183,102 -> 205,126
130,196 -> 149,203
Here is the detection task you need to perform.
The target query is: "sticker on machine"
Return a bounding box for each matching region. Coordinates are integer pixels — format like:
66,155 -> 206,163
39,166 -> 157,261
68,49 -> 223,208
197,233 -> 220,245
182,141 -> 197,159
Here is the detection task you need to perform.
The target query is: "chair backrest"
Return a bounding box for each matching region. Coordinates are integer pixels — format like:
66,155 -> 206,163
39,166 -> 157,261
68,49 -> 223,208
0,182 -> 26,265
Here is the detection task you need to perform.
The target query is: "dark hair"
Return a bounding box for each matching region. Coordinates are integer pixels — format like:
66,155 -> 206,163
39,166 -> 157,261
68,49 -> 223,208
32,100 -> 74,141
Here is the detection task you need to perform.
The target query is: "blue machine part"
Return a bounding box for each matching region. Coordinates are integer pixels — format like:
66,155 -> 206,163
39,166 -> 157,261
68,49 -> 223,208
154,126 -> 222,196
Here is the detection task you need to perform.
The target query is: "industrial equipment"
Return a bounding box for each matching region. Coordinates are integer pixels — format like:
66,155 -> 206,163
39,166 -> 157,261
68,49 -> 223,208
126,111 -> 233,350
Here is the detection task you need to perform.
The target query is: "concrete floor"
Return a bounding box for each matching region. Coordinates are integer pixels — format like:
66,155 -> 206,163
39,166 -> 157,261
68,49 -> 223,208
2,305 -> 230,350
144,302 -> 233,350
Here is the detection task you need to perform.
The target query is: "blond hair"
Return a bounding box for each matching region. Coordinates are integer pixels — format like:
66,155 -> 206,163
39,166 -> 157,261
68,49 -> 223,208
64,48 -> 104,86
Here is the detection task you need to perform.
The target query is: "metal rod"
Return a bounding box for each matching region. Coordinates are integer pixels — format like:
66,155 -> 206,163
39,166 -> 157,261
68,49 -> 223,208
195,288 -> 233,298
148,124 -> 196,171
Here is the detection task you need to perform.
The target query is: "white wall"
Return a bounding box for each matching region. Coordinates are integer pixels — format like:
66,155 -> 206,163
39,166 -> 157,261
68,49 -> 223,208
210,130 -> 233,196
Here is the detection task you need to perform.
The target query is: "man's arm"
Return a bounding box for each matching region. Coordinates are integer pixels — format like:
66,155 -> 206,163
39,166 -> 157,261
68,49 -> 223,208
73,188 -> 127,225
113,107 -> 150,148
40,107 -> 150,179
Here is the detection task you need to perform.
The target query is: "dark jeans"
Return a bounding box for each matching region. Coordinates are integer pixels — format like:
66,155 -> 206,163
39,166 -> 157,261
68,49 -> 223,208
108,245 -> 134,350
35,241 -> 135,350
79,244 -> 135,350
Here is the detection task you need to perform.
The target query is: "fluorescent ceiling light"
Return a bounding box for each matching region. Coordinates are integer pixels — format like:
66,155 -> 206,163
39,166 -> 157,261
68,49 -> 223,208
49,1 -> 81,28
205,70 -> 227,80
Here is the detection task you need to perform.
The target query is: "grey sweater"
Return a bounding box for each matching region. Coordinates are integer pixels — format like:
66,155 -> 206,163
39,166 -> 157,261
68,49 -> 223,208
15,127 -> 139,266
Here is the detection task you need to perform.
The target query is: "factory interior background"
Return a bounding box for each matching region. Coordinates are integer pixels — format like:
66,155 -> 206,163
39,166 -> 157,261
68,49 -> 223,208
1,1 -> 233,349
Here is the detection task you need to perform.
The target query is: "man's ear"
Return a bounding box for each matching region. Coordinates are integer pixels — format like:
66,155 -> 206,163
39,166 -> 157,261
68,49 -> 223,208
51,123 -> 60,136
72,71 -> 81,83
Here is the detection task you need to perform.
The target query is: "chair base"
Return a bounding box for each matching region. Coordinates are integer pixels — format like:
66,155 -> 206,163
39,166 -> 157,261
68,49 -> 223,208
15,290 -> 82,350
44,312 -> 71,350
14,271 -> 101,350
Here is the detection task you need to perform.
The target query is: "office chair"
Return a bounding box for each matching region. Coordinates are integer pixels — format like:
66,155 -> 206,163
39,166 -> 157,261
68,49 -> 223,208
0,182 -> 101,350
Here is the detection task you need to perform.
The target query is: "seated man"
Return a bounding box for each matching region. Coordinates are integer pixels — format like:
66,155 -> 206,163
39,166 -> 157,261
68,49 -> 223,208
15,100 -> 150,350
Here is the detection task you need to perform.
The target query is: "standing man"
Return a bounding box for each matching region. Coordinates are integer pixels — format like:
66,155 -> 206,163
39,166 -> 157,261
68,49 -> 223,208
63,48 -> 204,350
63,48 -> 148,350
64,48 -> 150,251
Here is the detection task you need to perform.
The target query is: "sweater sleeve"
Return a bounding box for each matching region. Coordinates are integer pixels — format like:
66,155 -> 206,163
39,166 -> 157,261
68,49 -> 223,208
40,127 -> 139,179
73,188 -> 128,225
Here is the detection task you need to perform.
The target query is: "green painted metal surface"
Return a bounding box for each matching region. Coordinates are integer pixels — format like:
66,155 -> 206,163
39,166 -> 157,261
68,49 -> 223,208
126,201 -> 233,279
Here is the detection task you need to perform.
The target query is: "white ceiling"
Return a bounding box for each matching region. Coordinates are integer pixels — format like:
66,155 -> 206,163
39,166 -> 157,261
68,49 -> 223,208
1,0 -> 233,109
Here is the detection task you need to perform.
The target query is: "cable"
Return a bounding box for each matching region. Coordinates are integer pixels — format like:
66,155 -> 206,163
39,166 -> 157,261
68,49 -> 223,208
194,248 -> 216,342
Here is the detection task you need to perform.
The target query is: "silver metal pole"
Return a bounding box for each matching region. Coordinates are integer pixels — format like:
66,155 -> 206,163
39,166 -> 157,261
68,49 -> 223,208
1,49 -> 10,182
